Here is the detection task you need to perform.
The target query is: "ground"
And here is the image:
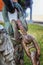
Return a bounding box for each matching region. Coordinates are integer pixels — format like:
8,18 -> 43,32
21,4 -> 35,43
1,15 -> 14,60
24,24 -> 43,65
0,22 -> 43,65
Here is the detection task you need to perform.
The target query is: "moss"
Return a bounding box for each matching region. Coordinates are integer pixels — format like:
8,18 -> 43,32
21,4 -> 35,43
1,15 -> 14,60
0,22 -> 5,26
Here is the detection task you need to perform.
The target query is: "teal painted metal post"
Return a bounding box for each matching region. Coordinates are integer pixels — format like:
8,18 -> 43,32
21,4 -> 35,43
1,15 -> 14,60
30,4 -> 32,22
30,0 -> 33,23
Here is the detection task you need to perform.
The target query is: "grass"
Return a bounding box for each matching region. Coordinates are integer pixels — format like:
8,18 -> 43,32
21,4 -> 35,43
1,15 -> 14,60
24,24 -> 43,65
0,22 -> 43,65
